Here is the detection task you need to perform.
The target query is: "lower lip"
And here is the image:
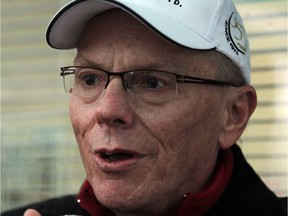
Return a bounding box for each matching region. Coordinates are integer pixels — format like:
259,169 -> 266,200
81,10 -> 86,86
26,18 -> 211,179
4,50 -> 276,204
93,154 -> 142,172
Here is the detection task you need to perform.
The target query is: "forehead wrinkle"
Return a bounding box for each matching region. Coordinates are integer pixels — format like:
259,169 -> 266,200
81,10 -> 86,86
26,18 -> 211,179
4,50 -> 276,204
74,54 -> 106,69
74,48 -> 205,76
75,49 -> 140,72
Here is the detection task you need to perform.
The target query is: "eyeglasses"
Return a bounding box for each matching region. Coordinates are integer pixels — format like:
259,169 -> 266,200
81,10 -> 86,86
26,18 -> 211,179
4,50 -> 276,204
60,66 -> 238,104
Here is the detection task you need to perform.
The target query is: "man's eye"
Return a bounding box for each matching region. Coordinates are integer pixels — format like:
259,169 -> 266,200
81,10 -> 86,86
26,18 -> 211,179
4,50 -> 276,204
84,75 -> 97,86
142,77 -> 165,89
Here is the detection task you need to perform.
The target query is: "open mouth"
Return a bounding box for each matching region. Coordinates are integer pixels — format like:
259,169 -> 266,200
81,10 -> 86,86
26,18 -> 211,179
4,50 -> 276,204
94,149 -> 142,171
100,152 -> 135,162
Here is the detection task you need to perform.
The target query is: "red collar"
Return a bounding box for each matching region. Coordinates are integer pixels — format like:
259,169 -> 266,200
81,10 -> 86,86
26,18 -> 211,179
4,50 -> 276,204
76,180 -> 114,216
77,149 -> 234,215
176,148 -> 234,215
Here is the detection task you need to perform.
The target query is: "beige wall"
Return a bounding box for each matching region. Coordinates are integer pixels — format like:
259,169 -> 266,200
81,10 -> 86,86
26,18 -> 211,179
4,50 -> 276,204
1,0 -> 287,211
237,0 -> 287,196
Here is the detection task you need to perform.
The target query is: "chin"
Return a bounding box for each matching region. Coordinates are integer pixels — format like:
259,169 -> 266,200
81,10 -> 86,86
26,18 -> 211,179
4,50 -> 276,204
90,177 -> 152,213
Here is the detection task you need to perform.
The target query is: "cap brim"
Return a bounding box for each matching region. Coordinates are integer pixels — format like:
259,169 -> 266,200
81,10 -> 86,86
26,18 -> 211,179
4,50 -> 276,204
46,0 -> 215,50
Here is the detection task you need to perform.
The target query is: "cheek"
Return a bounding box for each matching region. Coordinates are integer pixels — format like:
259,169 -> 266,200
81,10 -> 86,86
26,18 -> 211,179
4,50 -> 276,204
69,98 -> 96,173
140,104 -> 204,148
142,96 -> 222,161
69,98 -> 82,136
69,97 -> 94,142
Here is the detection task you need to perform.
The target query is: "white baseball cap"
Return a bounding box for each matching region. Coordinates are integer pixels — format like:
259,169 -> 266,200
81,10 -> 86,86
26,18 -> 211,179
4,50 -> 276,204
46,0 -> 250,83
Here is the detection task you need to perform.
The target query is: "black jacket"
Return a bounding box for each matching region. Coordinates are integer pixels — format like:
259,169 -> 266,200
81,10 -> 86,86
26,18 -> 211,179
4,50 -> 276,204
2,145 -> 287,216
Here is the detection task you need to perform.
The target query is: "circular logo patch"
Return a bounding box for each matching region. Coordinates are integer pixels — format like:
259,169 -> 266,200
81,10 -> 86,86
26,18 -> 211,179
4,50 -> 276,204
226,11 -> 248,55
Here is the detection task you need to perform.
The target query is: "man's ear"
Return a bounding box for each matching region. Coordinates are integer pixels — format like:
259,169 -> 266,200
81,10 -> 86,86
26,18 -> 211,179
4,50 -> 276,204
218,85 -> 257,149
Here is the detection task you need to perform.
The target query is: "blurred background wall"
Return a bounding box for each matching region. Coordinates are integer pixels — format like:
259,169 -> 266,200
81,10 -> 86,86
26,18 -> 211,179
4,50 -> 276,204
1,0 -> 287,212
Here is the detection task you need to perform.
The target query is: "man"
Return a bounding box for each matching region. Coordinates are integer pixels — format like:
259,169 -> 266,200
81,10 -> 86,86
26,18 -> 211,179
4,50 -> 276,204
2,0 -> 286,215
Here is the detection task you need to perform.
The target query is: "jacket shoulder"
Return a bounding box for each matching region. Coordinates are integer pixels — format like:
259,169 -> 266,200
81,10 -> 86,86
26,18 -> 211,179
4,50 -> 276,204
207,145 -> 287,216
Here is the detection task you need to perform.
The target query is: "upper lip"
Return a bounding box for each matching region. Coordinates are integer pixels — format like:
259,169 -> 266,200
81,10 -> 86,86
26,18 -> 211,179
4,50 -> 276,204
94,148 -> 139,155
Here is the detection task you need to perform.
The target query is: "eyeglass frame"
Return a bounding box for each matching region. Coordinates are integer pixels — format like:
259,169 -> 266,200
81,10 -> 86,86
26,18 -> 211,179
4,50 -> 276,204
60,65 -> 239,90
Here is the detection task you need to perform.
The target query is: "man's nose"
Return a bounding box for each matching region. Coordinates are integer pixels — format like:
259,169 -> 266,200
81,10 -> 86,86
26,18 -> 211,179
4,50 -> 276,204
94,77 -> 135,128
104,72 -> 129,90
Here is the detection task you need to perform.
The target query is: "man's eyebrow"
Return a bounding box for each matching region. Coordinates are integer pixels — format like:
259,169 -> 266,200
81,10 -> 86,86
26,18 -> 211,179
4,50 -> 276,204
74,55 -> 100,67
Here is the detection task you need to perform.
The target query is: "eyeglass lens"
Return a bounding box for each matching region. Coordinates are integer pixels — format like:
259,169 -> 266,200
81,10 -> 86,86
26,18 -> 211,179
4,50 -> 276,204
62,67 -> 178,104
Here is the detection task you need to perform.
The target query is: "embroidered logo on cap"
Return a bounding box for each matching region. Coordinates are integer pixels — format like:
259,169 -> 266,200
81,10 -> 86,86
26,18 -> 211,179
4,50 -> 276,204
225,11 -> 248,55
168,0 -> 183,7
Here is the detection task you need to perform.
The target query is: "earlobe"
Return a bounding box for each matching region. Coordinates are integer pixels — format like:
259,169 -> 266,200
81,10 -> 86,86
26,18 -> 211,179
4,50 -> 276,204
218,86 -> 257,149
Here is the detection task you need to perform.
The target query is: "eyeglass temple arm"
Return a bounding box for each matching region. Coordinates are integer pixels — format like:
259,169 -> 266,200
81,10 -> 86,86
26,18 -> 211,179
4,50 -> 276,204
177,76 -> 238,87
60,68 -> 75,76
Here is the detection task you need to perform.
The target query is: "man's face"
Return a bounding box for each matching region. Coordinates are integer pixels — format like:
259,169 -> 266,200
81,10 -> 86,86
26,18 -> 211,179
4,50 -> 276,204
70,10 -> 227,215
